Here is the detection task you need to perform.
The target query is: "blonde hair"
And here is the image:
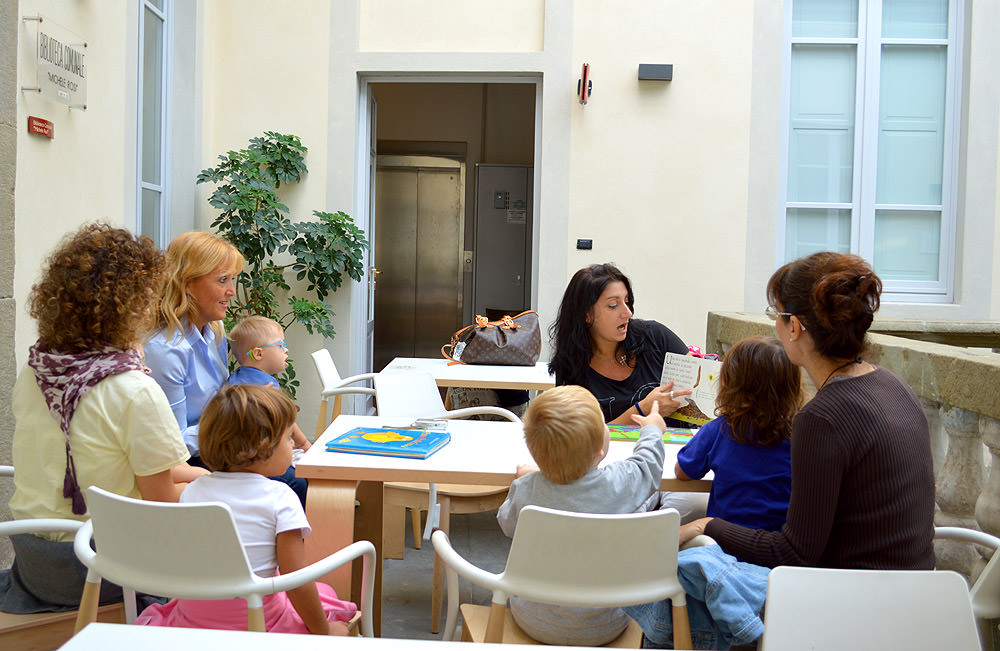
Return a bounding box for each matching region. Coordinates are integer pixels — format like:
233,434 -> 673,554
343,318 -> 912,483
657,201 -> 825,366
229,315 -> 282,361
198,384 -> 296,471
523,385 -> 606,484
156,231 -> 244,338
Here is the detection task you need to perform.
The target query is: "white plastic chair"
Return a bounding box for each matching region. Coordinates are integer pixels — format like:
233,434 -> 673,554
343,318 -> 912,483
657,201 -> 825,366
375,371 -> 520,633
935,526 -> 1000,621
73,486 -> 375,636
0,467 -> 126,648
758,565 -> 980,651
431,505 -> 692,648
311,348 -> 377,436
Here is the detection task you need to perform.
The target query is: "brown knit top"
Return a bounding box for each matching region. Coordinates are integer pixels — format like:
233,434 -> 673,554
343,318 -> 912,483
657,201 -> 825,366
705,366 -> 935,570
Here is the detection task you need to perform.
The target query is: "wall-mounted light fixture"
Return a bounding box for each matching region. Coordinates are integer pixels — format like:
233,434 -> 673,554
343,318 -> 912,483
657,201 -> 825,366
577,63 -> 592,104
638,64 -> 673,81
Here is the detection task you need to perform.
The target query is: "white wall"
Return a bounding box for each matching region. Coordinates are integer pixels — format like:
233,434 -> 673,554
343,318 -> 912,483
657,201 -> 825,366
565,1 -> 754,347
14,1 -> 138,364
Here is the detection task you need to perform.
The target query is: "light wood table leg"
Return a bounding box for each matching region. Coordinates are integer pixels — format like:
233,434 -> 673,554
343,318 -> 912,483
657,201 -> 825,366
354,480 -> 383,636
304,478 -> 383,636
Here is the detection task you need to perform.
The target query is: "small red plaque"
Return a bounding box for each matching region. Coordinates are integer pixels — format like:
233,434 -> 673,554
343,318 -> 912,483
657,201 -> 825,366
28,116 -> 54,138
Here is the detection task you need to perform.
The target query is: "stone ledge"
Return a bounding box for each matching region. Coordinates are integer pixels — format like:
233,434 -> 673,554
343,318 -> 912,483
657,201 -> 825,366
707,312 -> 1000,421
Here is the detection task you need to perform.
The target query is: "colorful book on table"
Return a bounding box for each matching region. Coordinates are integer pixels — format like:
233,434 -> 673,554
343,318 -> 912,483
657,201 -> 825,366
608,424 -> 697,445
325,426 -> 451,459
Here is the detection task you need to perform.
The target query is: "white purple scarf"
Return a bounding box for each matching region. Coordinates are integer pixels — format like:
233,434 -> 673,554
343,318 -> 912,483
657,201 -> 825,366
28,343 -> 148,514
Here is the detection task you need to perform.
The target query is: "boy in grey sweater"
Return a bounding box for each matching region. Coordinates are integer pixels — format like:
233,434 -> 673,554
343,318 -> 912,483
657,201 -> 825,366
497,385 -> 667,646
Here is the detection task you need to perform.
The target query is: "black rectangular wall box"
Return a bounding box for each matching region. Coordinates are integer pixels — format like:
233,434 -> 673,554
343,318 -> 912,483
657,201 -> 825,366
638,64 -> 673,81
576,238 -> 593,250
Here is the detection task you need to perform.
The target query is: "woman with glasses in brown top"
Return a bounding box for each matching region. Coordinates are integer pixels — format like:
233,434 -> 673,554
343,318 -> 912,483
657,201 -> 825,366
680,251 -> 935,571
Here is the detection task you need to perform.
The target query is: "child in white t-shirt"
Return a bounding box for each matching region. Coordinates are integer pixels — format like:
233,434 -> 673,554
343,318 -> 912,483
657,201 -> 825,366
136,384 -> 355,634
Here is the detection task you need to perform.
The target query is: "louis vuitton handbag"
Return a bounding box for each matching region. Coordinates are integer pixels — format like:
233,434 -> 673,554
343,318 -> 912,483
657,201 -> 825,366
441,310 -> 541,365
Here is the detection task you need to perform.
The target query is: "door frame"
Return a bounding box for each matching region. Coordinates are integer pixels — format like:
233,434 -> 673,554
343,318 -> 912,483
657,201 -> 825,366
350,75 -> 543,389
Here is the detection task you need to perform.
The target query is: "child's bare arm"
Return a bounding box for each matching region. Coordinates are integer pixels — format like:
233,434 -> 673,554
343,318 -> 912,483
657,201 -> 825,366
674,461 -> 693,481
276,530 -> 345,635
291,423 -> 311,451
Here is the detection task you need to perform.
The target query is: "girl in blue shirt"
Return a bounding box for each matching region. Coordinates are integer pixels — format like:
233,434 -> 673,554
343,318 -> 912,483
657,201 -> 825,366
674,336 -> 803,531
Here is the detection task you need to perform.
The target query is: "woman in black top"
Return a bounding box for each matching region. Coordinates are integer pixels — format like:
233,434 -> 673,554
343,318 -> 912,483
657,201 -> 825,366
550,263 -> 692,424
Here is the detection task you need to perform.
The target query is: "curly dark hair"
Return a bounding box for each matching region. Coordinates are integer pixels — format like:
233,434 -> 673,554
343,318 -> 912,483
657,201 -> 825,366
766,251 -> 882,361
715,336 -> 803,446
28,223 -> 166,353
549,263 -> 636,385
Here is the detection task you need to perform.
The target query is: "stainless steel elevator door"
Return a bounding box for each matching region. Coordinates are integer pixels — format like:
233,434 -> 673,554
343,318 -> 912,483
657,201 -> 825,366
374,156 -> 464,372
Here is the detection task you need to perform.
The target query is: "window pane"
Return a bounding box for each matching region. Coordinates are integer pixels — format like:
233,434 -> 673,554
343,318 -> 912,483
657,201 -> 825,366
148,0 -> 164,11
141,188 -> 162,246
883,0 -> 948,39
874,209 -> 939,281
876,45 -> 946,205
788,45 -> 856,203
793,0 -> 858,38
785,207 -> 852,262
141,7 -> 163,184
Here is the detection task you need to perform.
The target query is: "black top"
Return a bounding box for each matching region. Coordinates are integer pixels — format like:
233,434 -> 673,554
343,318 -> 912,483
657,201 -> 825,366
706,367 -> 936,570
565,319 -> 688,423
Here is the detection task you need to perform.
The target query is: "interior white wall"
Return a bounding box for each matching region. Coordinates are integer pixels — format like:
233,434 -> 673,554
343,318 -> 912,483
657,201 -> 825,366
13,1 -> 138,365
565,1 -> 754,348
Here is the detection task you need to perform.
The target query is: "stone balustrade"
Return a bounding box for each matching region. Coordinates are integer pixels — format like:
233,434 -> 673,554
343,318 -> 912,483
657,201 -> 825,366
706,312 -> 1000,585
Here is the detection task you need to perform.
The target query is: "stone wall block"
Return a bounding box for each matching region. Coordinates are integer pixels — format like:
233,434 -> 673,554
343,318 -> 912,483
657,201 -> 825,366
976,415 -> 1000,542
936,406 -> 984,525
922,397 -> 946,474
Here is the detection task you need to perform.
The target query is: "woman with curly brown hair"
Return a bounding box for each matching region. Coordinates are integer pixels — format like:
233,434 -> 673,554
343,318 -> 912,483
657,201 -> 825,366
0,224 -> 191,613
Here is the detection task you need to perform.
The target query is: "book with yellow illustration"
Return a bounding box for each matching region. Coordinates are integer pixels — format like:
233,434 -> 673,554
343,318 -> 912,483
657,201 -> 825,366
660,352 -> 723,427
325,426 -> 451,459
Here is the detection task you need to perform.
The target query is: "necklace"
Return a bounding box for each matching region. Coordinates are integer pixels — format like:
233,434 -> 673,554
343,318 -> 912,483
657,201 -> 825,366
820,357 -> 862,389
593,350 -> 629,366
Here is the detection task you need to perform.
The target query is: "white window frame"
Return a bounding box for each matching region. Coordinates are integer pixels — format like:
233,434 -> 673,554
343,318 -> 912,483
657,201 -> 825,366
777,0 -> 964,303
137,0 -> 171,246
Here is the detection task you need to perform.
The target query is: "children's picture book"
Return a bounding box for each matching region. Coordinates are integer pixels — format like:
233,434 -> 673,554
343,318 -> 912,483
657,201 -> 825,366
660,352 -> 723,427
325,426 -> 451,460
608,424 -> 697,445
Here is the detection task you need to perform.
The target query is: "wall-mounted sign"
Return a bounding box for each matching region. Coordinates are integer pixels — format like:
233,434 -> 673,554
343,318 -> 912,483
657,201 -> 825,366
22,16 -> 87,109
28,116 -> 54,138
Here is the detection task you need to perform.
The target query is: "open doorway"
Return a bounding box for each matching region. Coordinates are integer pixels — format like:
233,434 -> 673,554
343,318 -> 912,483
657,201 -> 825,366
367,82 -> 536,373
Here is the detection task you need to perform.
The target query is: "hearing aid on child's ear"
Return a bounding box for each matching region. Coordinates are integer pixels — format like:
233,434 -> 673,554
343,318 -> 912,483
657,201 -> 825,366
249,349 -> 259,360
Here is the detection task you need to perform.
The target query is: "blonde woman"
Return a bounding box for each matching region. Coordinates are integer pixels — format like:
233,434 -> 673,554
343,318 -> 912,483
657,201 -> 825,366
144,231 -> 244,462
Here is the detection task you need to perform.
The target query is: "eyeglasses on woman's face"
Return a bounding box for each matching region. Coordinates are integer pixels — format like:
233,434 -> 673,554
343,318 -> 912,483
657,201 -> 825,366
764,305 -> 793,321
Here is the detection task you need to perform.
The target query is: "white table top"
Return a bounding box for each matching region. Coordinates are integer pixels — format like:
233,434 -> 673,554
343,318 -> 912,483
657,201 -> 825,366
296,415 -> 710,492
381,357 -> 555,391
61,622 -> 608,650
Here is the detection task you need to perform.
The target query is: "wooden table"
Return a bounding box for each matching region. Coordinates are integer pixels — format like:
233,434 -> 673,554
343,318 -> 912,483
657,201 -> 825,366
296,415 -> 711,635
381,357 -> 556,391
62,622 -> 617,650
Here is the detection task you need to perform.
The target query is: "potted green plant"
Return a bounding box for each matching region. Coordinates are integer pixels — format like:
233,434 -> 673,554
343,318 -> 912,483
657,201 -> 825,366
197,131 -> 368,397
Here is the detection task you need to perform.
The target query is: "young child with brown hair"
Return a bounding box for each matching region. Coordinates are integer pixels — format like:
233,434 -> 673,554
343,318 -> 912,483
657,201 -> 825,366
136,384 -> 356,634
228,315 -> 311,505
497,385 -> 668,646
675,335 -> 803,531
